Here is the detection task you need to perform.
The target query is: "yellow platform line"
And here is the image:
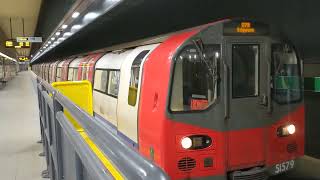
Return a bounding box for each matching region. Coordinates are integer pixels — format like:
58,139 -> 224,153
52,81 -> 124,179
79,131 -> 124,180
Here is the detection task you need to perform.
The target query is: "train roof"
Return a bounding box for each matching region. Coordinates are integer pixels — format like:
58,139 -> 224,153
69,57 -> 84,68
95,49 -> 134,70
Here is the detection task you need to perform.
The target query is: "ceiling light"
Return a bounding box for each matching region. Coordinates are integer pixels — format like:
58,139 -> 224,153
72,12 -> 80,18
71,24 -> 82,32
55,32 -> 61,36
83,12 -> 100,22
63,32 -> 72,37
51,37 -> 55,40
48,41 -> 51,44
62,24 -> 68,29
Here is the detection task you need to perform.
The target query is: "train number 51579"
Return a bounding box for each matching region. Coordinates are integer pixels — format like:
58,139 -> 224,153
275,160 -> 295,174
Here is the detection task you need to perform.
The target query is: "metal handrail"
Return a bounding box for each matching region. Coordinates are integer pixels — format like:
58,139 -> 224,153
56,112 -> 113,180
37,77 -> 169,180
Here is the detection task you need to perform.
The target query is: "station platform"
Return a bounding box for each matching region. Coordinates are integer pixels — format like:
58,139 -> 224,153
1,71 -> 320,180
271,155 -> 320,180
0,71 -> 45,180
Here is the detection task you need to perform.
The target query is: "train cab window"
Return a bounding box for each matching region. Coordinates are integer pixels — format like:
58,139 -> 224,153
94,69 -> 108,93
170,44 -> 220,112
232,44 -> 259,98
108,70 -> 120,97
128,50 -> 149,106
271,44 -> 302,104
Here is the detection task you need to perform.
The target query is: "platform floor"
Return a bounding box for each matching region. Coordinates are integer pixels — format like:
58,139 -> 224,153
0,72 -> 45,180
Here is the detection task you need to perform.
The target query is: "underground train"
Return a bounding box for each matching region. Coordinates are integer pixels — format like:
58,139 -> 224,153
32,19 -> 304,180
0,58 -> 18,83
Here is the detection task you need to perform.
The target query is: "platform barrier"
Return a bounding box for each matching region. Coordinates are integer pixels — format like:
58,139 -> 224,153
34,75 -> 169,180
304,77 -> 320,158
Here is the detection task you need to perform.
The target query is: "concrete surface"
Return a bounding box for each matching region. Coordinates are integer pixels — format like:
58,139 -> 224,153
0,71 -> 45,180
270,156 -> 320,180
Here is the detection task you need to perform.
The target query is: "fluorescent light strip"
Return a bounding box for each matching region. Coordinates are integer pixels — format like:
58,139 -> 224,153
0,52 -> 16,62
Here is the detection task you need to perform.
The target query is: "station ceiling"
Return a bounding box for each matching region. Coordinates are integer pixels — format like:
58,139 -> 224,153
0,0 -> 42,58
33,0 -> 320,63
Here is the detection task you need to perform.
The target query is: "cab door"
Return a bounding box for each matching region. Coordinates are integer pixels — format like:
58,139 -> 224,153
224,37 -> 270,170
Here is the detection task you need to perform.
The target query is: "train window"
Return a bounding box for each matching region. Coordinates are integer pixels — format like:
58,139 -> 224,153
170,44 -> 220,112
271,44 -> 302,104
94,69 -> 108,93
108,70 -> 120,97
128,50 -> 149,106
68,68 -> 74,81
232,44 -> 259,98
73,68 -> 78,81
81,65 -> 88,80
56,67 -> 62,81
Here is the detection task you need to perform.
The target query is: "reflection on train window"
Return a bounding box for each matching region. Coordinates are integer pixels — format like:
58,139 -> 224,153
94,69 -> 108,93
108,70 -> 120,97
68,68 -> 74,81
56,67 -> 62,81
271,44 -> 302,104
81,65 -> 88,80
170,44 -> 220,112
232,44 -> 259,98
128,50 -> 149,106
73,69 -> 78,81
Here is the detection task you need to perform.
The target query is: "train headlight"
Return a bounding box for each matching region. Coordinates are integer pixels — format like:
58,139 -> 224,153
277,124 -> 296,137
181,137 -> 192,149
287,124 -> 296,135
181,135 -> 212,150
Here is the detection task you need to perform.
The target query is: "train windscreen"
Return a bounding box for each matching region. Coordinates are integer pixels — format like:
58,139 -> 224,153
170,44 -> 220,112
271,44 -> 302,104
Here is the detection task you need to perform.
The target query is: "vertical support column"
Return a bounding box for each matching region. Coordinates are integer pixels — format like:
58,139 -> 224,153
53,92 -> 64,180
75,154 -> 84,180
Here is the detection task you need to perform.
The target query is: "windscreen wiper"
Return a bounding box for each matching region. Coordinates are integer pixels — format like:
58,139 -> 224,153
192,39 -> 218,82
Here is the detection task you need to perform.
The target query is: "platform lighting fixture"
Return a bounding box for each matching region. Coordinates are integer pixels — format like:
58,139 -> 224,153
0,52 -> 16,62
55,32 -> 61,36
72,12 -> 80,18
63,32 -> 72,37
48,41 -> 51,44
83,12 -> 100,22
62,24 -> 68,29
71,24 -> 82,32
51,37 -> 55,40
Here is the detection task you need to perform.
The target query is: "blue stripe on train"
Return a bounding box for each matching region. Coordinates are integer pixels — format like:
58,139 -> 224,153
94,112 -> 139,149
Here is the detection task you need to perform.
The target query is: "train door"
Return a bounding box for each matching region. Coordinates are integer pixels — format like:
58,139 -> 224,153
224,37 -> 269,170
117,44 -> 159,146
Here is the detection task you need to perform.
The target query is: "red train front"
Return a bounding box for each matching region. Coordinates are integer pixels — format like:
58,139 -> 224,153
138,19 -> 304,180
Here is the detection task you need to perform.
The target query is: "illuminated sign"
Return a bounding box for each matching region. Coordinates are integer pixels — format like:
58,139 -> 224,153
18,56 -> 29,61
223,20 -> 269,36
5,40 -> 14,48
17,37 -> 42,43
5,39 -> 30,48
236,22 -> 255,33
